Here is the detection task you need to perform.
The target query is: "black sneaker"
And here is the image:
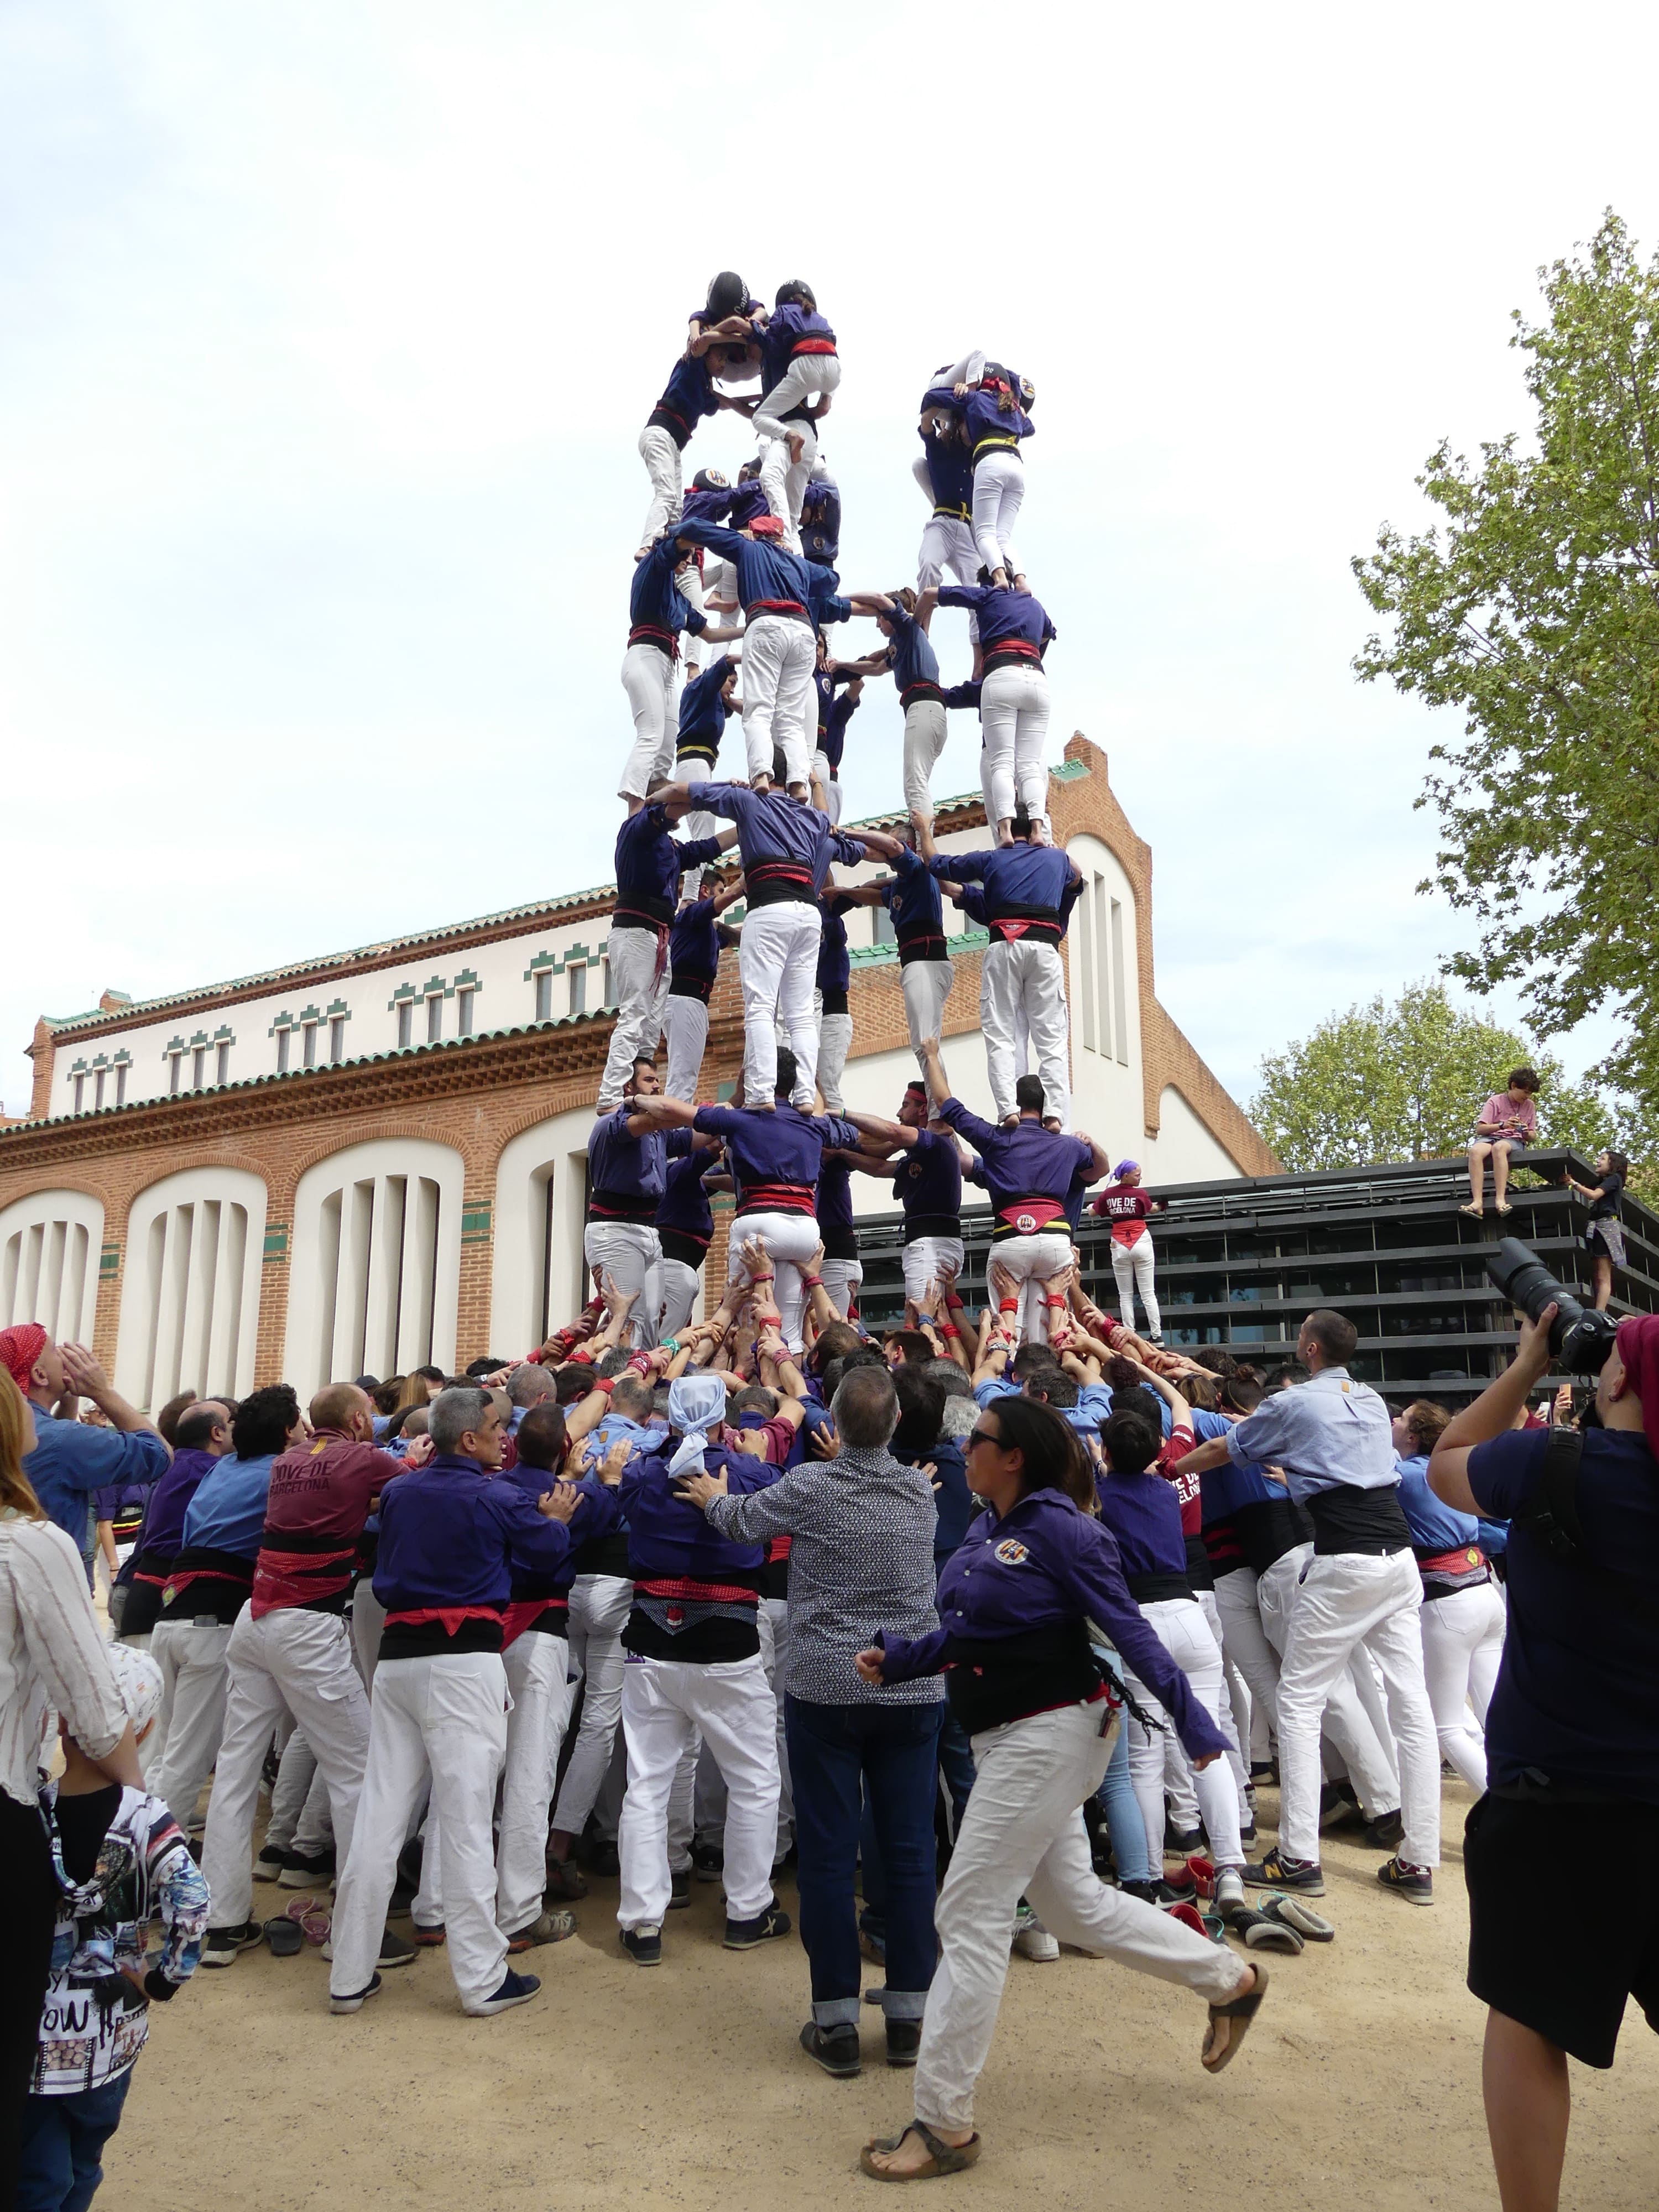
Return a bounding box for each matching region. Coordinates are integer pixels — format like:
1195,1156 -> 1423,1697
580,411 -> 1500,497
1317,1783 -> 1362,1833
1244,1849 -> 1324,1896
1362,1810 -> 1404,1851
1165,1822 -> 1204,1855
724,1902 -> 792,1951
201,1919 -> 265,1967
799,2022 -> 861,2078
471,1969 -> 541,2016
585,1839 -> 621,1879
1249,1760 -> 1277,1786
279,1849 -> 336,1890
885,2018 -> 922,2069
543,1856 -> 588,1902
622,1925 -> 662,1966
669,1868 -> 691,1910
1238,1819 -> 1258,1849
253,1843 -> 288,1882
1121,1876 -> 1195,1908
330,1971 -> 382,2016
322,1926 -> 417,1969
1376,1856 -> 1433,1907
692,1841 -> 724,1884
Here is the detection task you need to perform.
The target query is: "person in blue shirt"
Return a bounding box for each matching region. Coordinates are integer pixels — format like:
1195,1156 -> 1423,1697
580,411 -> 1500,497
845,588 -> 951,830
3,1327 -> 169,1578
656,1142 -> 724,1337
925,818 -> 1082,1128
923,575 -> 1056,840
674,514 -> 821,794
586,1058 -> 696,1349
1390,1400 -> 1505,1796
808,641 -> 862,823
670,654 -> 742,860
925,359 -> 1036,589
620,536 -> 743,809
752,281 -> 841,551
635,275 -> 762,558
842,1081 -> 967,1312
148,1384 -> 304,1833
597,804 -> 734,1114
662,875 -> 745,1103
913,379 -> 979,628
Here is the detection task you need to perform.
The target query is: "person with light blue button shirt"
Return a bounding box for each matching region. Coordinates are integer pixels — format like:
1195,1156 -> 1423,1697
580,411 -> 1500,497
1176,1308 -> 1442,1910
2,1326 -> 169,1582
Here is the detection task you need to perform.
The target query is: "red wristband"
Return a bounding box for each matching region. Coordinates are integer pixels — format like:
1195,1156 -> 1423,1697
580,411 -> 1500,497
799,1274 -> 822,1290
626,1352 -> 653,1377
569,1349 -> 594,1366
940,1323 -> 961,1339
998,1299 -> 1019,1314
591,1376 -> 615,1395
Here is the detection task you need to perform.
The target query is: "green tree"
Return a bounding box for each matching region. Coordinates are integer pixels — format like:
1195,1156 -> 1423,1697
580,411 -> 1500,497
1249,981 -> 1613,1172
1353,211 -> 1659,1112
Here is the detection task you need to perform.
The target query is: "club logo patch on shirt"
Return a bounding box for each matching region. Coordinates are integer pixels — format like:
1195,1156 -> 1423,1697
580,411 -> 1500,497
993,1539 -> 1029,1565
1013,1210 -> 1039,1234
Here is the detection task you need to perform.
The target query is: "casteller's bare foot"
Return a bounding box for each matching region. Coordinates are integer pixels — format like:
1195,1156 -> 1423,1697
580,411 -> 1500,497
990,567 -> 1009,589
1030,817 -> 1053,846
1012,572 -> 1029,593
787,431 -> 806,465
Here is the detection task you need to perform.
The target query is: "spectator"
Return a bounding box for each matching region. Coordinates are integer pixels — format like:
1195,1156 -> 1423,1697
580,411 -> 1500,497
1428,1303 -> 1659,2212
1564,1149 -> 1629,1311
1463,1068 -> 1540,1219
0,1328 -> 169,1582
1089,1161 -> 1168,1345
153,1392 -> 200,1448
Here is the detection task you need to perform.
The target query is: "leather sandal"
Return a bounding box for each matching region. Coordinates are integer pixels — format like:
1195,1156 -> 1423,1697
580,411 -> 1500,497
859,2121 -> 983,2181
1203,1965 -> 1268,2073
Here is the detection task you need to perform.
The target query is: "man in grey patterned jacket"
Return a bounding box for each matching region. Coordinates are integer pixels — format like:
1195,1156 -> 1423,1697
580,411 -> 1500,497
677,1364 -> 943,2078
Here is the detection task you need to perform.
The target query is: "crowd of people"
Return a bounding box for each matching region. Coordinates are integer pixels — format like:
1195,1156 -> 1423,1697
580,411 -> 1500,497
0,274 -> 1653,2212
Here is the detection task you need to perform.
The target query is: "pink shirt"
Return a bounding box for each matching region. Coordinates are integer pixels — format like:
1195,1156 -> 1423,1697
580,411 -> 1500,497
1478,1093 -> 1537,1140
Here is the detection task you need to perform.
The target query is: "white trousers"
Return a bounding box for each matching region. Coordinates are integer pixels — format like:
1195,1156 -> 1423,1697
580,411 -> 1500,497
1420,1582 -> 1506,1793
1122,1599 -> 1244,1869
329,1651 -> 510,2011
637,424 -> 683,548
755,357 -> 840,546
659,1255 -> 703,1339
1194,1585 -> 1251,1803
816,1006 -> 853,1111
1256,1543 -> 1400,1809
266,1726 -> 333,1857
1213,1567 -> 1281,1744
618,1653 -> 781,1928
497,1630 -> 577,1936
970,448 -> 1025,577
200,1608 -> 372,1931
726,1210 -> 821,1352
982,940 -> 1071,1128
914,1701 -> 1240,2133
150,1618 -> 234,1830
688,1598 -> 794,1859
1275,1547 -> 1440,1869
901,697 -> 950,821
810,763 -> 843,825
740,615 -> 816,787
661,993 -> 709,1102
979,664 -> 1050,827
1111,1237 -> 1160,1338
618,642 -> 680,803
582,1220 -> 662,1348
821,1255 -> 863,1318
350,1579 -> 385,1696
738,904 -> 820,1107
988,1231 -> 1073,1344
916,502 -> 980,622
900,959 -> 954,1066
901,1235 -> 966,1308
551,1574 -> 633,1839
597,927 -> 671,1112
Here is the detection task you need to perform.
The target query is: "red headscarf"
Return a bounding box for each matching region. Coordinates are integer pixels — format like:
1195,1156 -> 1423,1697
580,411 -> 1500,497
0,1323 -> 46,1394
1614,1313 -> 1659,1463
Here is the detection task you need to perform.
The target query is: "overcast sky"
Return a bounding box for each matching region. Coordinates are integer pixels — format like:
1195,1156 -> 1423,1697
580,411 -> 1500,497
4,1 -> 1656,1121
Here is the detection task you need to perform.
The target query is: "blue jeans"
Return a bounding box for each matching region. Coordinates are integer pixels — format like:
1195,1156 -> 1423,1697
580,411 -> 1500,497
785,1695 -> 943,2027
1097,1713 -> 1153,1881
18,2073 -> 132,2212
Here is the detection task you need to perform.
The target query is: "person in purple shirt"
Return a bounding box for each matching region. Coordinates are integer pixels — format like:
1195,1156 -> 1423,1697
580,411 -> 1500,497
670,654 -> 742,858
598,805 -> 734,1114
674,514 -> 821,793
118,1399 -> 233,1651
620,536 -> 739,809
586,1060 -> 696,1349
662,875 -> 745,1103
635,273 -> 761,557
845,588 -> 949,827
852,1396 -> 1261,2180
656,1141 -> 723,1338
327,1385 -> 581,2021
842,1081 -> 967,1312
752,280 -> 840,550
923,575 -> 1056,839
913,380 -> 979,627
926,818 -> 1081,1126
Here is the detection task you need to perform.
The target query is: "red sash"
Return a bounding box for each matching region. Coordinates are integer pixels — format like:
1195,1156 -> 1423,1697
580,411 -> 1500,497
384,1605 -> 504,1636
501,1598 -> 568,1650
996,1198 -> 1066,1236
791,338 -> 837,356
636,1576 -> 759,1606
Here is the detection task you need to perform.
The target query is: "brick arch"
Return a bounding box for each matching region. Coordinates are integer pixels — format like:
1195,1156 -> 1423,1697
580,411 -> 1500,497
282,1121 -> 477,1195
0,1173 -> 113,1215
119,1145 -> 274,1219
487,1092 -> 597,1155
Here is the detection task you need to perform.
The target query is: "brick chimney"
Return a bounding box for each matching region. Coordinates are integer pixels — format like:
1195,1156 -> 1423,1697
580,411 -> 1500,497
25,1017 -> 56,1122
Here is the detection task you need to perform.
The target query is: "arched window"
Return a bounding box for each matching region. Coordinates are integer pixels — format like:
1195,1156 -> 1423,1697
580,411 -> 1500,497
0,1190 -> 105,1347
115,1168 -> 268,1410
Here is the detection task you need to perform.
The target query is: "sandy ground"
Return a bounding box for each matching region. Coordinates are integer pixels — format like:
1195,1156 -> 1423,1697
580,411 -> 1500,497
112,1775 -> 1659,2212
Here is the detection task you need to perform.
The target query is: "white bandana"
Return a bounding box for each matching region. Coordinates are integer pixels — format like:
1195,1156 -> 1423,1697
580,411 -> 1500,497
667,1373 -> 727,1480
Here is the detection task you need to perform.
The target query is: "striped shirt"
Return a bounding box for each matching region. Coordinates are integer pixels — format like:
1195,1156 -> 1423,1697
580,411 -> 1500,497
0,1511 -> 128,1808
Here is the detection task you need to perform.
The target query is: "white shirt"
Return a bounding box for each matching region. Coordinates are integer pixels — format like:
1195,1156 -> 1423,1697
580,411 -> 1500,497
0,1509 -> 127,1806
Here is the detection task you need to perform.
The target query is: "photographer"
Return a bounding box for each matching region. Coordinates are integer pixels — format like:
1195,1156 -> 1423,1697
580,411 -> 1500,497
1428,1301 -> 1659,2212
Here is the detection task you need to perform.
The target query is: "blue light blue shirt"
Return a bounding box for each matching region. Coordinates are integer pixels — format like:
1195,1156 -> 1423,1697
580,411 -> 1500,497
1226,1368 -> 1397,1500
23,1411 -> 169,1562
180,1452 -> 280,1560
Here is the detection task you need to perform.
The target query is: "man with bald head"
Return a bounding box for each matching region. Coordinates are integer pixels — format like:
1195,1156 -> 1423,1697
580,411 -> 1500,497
197,1383 -> 423,1967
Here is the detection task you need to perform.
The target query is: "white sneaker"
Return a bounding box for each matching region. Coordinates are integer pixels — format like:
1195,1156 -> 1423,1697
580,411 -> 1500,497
1012,1920 -> 1060,1963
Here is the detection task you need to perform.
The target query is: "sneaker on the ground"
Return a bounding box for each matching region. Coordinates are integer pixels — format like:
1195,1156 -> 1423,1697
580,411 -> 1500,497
799,2021 -> 861,2078
388,1881 -> 416,1917
692,1842 -> 724,1884
669,1868 -> 691,1910
1214,1867 -> 1247,1917
201,1919 -> 265,1967
1238,1819 -> 1258,1849
1243,1849 -> 1324,1895
329,1971 -> 382,2015
1376,1856 -> 1433,1906
1121,1875 -> 1195,1908
1362,1809 -> 1405,1850
1249,1760 -> 1277,1786
1317,1784 -> 1361,1833
621,1924 -> 662,1966
471,1969 -> 541,2016
321,1926 -> 416,1969
885,2018 -> 922,2068
1164,1822 -> 1204,1855
542,1856 -> 588,1902
411,1922 -> 446,1947
278,1849 -> 336,1890
506,1911 -> 576,1952
584,1839 -> 621,1878
724,1902 -> 792,1950
253,1844 -> 287,1882
1012,1921 -> 1060,1961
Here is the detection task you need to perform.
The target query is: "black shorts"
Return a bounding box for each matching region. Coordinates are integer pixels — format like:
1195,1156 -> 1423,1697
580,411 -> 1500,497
1465,1791 -> 1659,2067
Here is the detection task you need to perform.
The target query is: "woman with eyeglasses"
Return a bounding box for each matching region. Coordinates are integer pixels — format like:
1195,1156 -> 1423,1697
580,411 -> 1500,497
852,1396 -> 1267,2182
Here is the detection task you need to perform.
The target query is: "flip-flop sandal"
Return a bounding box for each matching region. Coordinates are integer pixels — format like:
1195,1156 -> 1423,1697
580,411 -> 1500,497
1258,1894 -> 1335,1943
265,1916 -> 304,1957
284,1898 -> 331,1945
859,2121 -> 983,2182
1495,1203 -> 1513,1215
1458,1204 -> 1484,1219
1203,1965 -> 1268,2074
1226,1906 -> 1303,1955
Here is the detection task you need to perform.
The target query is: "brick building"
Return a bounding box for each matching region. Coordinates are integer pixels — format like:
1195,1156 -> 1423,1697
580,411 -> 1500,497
0,737 -> 1273,1408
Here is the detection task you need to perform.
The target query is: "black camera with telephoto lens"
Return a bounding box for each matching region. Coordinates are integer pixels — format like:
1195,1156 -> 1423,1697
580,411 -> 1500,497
1487,1238 -> 1619,1374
